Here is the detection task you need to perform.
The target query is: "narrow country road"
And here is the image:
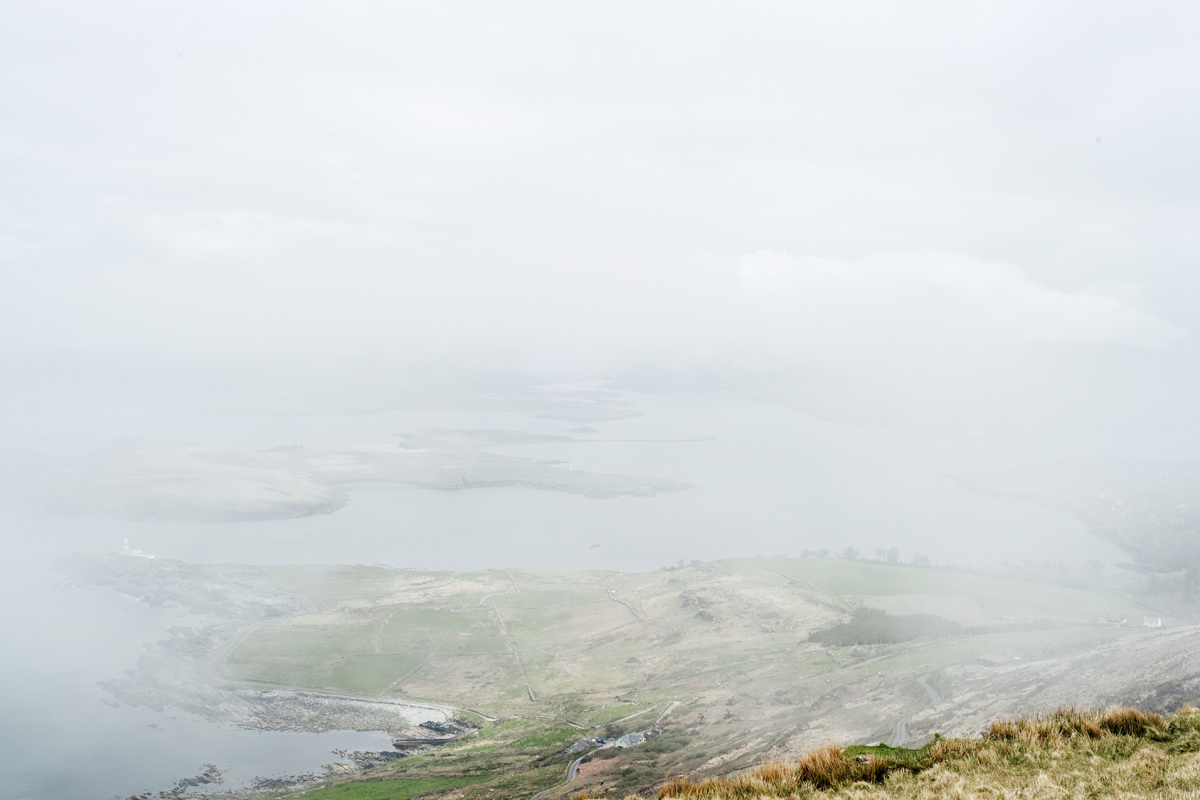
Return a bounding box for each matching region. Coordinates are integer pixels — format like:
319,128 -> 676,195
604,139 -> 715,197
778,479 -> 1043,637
890,673 -> 940,747
890,717 -> 910,748
917,673 -> 942,705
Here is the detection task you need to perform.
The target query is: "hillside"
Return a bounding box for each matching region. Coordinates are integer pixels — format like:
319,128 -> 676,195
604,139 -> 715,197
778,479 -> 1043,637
584,707 -> 1200,799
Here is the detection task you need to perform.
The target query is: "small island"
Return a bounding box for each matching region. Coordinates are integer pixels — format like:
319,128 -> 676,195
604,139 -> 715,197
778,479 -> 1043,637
55,428 -> 696,522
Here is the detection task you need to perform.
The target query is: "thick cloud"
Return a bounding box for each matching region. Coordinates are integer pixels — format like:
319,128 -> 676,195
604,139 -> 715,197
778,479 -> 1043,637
735,249 -> 1184,361
2,1 -> 1198,395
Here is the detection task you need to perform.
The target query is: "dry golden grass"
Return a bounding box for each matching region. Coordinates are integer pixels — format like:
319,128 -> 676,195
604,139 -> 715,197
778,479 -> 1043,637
634,745 -> 891,799
576,706 -> 1200,800
986,706 -> 1166,744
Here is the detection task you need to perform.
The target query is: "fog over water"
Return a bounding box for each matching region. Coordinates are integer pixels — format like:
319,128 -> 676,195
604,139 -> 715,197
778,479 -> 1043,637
5,387 -> 1175,571
3,2 -> 1200,799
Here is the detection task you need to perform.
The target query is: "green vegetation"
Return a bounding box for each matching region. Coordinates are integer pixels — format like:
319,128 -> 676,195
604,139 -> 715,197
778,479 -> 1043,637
749,556 -> 1146,619
806,607 -> 1064,647
326,654 -> 427,695
513,725 -> 579,749
296,775 -> 491,800
842,737 -> 941,770
808,608 -> 964,645
641,730 -> 693,756
586,704 -> 651,727
283,719 -> 586,800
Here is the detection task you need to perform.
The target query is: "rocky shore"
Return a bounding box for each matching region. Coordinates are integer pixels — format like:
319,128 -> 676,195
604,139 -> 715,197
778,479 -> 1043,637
122,719 -> 477,800
125,764 -> 226,800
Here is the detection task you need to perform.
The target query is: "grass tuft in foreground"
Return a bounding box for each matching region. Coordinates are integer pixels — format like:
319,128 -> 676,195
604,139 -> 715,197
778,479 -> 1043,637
652,745 -> 891,798
576,706 -> 1200,799
986,706 -> 1168,743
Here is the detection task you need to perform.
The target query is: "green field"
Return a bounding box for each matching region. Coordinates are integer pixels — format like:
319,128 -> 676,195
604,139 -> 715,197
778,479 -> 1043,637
297,775 -> 492,799
748,557 -> 1148,619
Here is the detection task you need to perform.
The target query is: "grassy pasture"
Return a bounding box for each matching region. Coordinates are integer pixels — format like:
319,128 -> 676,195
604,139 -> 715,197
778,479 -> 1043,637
258,564 -> 414,608
748,556 -> 1146,620
222,655 -> 342,688
503,600 -> 637,650
493,583 -> 612,607
378,606 -> 507,654
233,622 -> 381,658
396,653 -> 527,706
295,775 -> 492,799
325,653 -> 427,695
587,702 -> 656,726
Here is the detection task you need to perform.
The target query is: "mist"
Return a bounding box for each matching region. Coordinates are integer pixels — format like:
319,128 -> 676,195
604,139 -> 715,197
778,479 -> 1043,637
3,3 -> 1200,799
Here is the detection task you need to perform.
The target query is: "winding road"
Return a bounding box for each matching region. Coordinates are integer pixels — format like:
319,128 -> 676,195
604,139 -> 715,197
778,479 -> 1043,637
527,700 -> 680,799
890,674 -> 941,747
917,673 -> 942,705
567,754 -> 588,781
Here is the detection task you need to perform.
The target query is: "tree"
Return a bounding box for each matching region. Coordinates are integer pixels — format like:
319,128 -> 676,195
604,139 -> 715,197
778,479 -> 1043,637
911,551 -> 932,567
841,546 -> 860,561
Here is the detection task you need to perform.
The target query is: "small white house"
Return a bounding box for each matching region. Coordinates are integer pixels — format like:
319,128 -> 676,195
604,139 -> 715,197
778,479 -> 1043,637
614,732 -> 645,748
1143,616 -> 1162,629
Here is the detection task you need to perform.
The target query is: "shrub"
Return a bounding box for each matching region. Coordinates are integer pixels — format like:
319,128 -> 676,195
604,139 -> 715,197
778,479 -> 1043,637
986,707 -> 1166,744
1100,708 -> 1165,737
808,608 -> 963,646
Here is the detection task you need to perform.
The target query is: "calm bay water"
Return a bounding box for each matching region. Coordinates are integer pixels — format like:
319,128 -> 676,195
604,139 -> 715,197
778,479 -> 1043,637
0,564 -> 395,800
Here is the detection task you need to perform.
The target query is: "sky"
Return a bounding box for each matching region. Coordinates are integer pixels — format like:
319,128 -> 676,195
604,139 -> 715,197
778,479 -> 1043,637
3,1 -> 1199,430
